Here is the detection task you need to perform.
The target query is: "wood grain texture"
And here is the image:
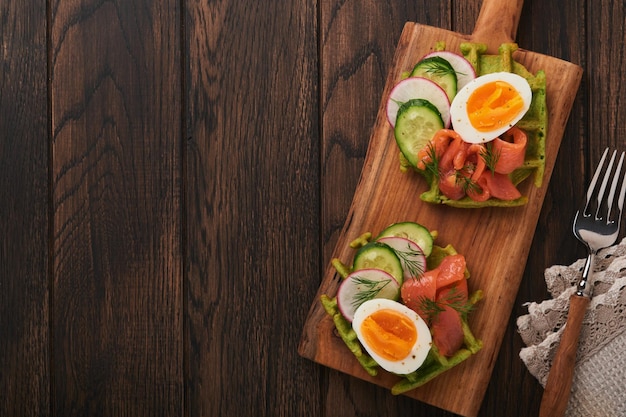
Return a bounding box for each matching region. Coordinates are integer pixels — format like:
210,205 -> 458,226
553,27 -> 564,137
539,294 -> 590,417
318,2 -> 452,416
50,0 -> 182,415
587,0 -> 626,159
184,1 -> 321,416
319,0 -> 447,269
2,0 -> 625,416
0,1 -> 50,416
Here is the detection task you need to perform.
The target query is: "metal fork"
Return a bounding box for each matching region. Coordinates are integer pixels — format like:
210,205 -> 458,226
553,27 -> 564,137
539,148 -> 626,417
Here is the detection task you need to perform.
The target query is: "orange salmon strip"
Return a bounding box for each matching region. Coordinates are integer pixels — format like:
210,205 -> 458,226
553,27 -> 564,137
416,127 -> 527,201
491,126 -> 527,174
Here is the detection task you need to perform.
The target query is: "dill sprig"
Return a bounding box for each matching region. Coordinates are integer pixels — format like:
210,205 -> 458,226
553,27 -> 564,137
418,297 -> 445,323
350,275 -> 393,309
455,163 -> 480,194
442,287 -> 475,319
391,243 -> 425,278
418,286 -> 475,322
481,143 -> 501,174
423,143 -> 440,179
421,60 -> 456,77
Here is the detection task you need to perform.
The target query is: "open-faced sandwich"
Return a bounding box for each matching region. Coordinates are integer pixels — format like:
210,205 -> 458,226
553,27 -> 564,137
386,42 -> 547,207
321,221 -> 483,394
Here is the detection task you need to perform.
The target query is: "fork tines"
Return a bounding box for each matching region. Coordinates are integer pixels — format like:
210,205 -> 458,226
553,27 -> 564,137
583,148 -> 626,226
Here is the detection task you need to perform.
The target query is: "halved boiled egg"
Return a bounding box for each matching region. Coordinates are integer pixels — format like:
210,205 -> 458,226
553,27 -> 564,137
450,72 -> 532,144
352,298 -> 432,374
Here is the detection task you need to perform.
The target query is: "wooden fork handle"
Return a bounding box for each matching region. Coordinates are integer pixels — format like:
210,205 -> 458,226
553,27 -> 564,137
538,294 -> 590,417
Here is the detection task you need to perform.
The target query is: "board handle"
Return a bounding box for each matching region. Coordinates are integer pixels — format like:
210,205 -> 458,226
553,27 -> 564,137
538,294 -> 590,417
470,0 -> 525,51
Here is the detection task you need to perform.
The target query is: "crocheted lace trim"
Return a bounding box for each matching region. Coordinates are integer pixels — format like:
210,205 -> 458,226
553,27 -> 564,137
517,238 -> 626,416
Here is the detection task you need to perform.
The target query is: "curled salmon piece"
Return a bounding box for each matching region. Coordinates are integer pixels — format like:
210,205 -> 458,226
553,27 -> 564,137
438,170 -> 465,200
467,175 -> 491,202
491,126 -> 527,174
468,171 -> 522,202
482,171 -> 522,200
439,142 -> 488,201
416,129 -> 461,171
452,142 -> 471,171
439,132 -> 465,172
468,144 -> 487,181
416,127 -> 526,202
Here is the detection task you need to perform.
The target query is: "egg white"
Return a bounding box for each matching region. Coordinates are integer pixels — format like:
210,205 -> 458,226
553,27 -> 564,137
352,298 -> 432,375
450,72 -> 532,144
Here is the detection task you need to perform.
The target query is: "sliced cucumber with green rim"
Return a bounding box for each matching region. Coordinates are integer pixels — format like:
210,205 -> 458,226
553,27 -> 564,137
353,242 -> 404,286
376,221 -> 434,257
410,56 -> 458,101
394,99 -> 444,168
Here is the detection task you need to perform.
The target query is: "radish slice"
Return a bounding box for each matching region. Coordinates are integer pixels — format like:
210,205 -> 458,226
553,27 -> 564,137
421,51 -> 476,90
377,237 -> 427,280
337,269 -> 400,322
386,77 -> 451,128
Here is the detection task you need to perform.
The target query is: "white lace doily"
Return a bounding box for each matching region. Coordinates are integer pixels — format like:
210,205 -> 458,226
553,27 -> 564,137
516,238 -> 626,417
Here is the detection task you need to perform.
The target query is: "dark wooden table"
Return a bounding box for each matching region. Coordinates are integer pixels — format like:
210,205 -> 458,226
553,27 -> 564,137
1,1 -> 622,416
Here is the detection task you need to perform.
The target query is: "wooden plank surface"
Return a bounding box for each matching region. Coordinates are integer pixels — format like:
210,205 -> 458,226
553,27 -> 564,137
0,1 -> 49,416
49,1 -> 182,415
3,0 -> 626,416
183,1 -> 321,416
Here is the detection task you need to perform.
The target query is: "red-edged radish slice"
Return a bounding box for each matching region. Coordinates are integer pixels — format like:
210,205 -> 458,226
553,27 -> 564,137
377,236 -> 427,281
336,268 -> 400,322
386,77 -> 451,128
421,51 -> 477,90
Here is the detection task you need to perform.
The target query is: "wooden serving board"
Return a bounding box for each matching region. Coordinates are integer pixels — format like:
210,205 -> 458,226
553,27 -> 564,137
299,1 -> 582,416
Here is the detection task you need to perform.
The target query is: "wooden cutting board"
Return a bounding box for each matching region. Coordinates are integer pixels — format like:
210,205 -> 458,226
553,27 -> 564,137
298,1 -> 583,416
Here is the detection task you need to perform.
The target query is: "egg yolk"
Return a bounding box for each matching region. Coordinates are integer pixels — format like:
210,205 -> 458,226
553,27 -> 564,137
360,309 -> 417,361
466,81 -> 524,132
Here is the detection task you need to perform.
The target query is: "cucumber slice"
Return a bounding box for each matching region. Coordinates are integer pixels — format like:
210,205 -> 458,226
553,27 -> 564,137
376,222 -> 434,257
386,77 -> 451,128
394,99 -> 444,167
353,242 -> 404,286
336,269 -> 401,322
411,56 -> 458,102
377,236 -> 427,280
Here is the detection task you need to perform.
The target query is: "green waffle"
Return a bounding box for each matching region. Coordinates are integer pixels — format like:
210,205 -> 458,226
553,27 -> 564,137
407,42 -> 547,208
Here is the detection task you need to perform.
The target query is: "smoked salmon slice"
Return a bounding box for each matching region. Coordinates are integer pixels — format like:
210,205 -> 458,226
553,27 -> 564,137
416,127 -> 527,201
492,126 -> 527,174
431,304 -> 464,357
400,270 -> 438,322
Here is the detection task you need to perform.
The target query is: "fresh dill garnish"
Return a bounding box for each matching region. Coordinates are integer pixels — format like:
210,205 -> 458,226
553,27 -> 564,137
423,143 -> 440,179
391,243 -> 425,278
421,60 -> 456,77
481,143 -> 501,174
455,164 -> 480,194
442,286 -> 475,319
351,275 -> 392,309
418,287 -> 475,322
418,297 -> 445,323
